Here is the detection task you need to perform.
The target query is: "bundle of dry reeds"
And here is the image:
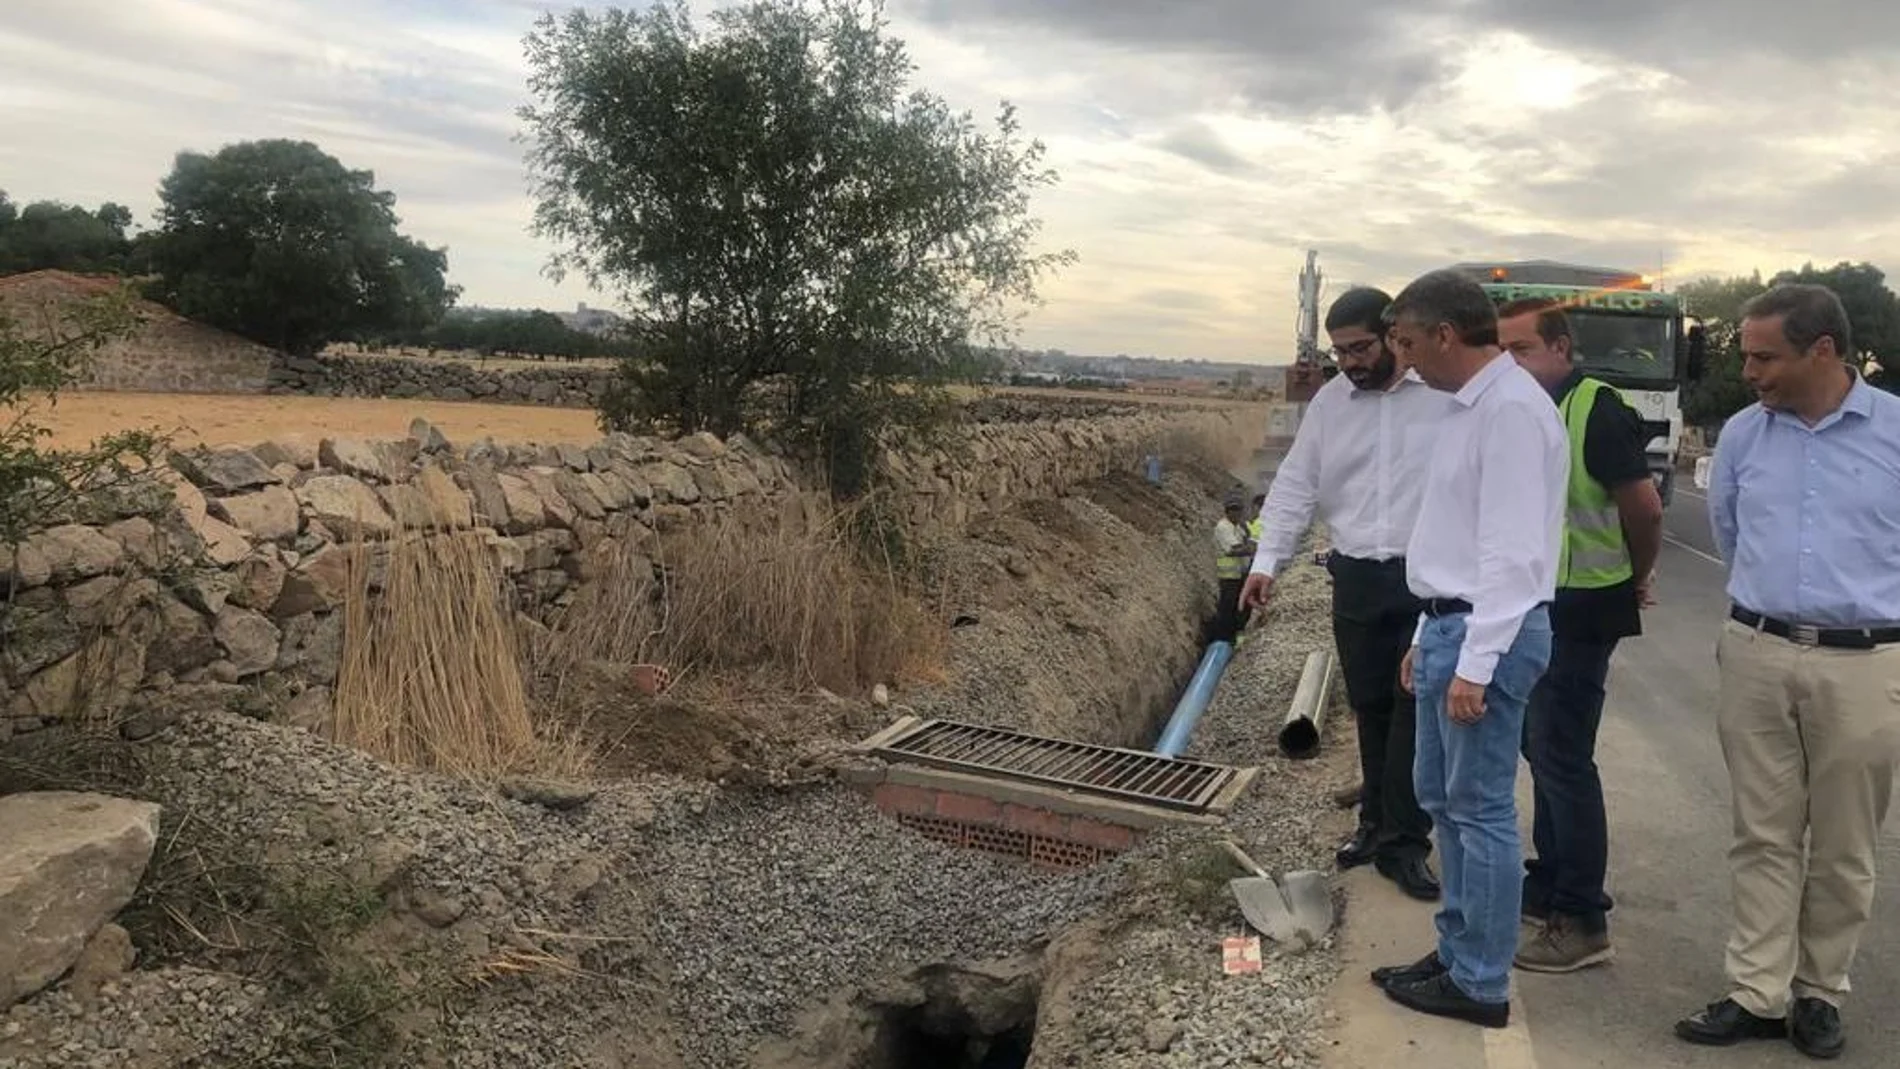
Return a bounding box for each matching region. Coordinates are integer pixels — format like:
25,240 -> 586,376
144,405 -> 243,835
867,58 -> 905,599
330,531 -> 547,778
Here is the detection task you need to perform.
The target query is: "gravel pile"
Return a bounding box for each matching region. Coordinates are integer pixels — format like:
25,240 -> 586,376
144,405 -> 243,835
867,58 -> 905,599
640,783 -> 1140,1067
2,710 -> 702,1068
0,969 -> 271,1069
1039,537 -> 1355,1069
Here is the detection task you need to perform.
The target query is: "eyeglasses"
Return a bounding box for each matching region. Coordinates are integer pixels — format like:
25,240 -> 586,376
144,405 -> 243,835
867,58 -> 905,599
1327,338 -> 1383,361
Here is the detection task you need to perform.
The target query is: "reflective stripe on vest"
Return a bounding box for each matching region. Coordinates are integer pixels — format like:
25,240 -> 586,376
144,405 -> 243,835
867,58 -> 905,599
1558,377 -> 1634,590
1217,553 -> 1249,580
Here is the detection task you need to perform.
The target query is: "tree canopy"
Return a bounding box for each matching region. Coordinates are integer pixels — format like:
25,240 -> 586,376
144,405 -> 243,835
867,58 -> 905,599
519,0 -> 1073,493
143,140 -> 458,357
0,192 -> 137,275
1680,260 -> 1898,427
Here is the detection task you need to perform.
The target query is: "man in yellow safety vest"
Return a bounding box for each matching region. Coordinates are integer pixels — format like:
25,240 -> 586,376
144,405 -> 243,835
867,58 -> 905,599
1498,297 -> 1664,974
1211,494 -> 1256,644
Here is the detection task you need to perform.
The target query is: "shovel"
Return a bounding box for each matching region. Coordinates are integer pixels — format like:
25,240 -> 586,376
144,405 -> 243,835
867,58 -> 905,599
1219,841 -> 1334,949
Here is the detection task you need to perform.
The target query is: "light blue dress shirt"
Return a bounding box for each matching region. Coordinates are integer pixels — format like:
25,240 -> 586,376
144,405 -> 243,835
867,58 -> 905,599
1709,376 -> 1900,627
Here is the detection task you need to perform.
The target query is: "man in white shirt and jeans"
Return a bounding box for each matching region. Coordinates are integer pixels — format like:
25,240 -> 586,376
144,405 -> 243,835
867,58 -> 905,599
1368,269 -> 1568,1029
1243,287 -> 1456,902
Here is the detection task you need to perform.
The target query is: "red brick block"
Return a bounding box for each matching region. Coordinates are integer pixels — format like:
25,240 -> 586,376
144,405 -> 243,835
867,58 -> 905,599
1001,803 -> 1070,840
1067,817 -> 1136,852
872,782 -> 936,818
935,790 -> 1002,824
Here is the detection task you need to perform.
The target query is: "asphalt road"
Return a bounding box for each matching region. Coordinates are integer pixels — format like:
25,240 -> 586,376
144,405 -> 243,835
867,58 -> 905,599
1327,489 -> 1900,1069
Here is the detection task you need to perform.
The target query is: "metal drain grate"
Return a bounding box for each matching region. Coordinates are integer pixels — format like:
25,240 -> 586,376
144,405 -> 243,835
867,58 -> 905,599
871,718 -> 1239,813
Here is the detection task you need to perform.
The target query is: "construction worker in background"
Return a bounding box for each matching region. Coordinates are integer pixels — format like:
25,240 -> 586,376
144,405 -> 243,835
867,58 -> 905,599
1497,298 -> 1663,975
1242,287 -> 1456,903
1210,494 -> 1255,644
1248,493 -> 1265,544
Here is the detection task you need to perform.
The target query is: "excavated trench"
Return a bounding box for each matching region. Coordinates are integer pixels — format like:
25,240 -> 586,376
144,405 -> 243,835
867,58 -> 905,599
742,464 -> 1262,1069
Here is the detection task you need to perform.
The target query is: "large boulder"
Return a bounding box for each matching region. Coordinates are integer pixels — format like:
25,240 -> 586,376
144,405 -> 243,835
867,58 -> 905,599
0,792 -> 161,1006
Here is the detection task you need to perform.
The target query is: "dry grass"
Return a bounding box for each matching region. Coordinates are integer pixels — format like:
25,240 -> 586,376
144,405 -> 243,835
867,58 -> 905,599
535,505 -> 946,705
329,531 -> 591,780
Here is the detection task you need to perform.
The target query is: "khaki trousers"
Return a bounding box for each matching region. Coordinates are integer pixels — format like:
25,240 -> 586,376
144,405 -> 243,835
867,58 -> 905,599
1716,619 -> 1900,1016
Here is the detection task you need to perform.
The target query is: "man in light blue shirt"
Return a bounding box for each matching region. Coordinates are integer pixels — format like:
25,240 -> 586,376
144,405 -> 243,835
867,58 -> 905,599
1676,283 -> 1900,1060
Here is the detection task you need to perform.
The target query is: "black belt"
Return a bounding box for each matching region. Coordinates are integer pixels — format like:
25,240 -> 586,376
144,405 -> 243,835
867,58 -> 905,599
1422,598 -> 1473,617
1730,606 -> 1900,650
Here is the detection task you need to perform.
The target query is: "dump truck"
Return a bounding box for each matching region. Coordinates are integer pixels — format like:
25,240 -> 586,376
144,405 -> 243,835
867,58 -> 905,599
1449,260 -> 1707,506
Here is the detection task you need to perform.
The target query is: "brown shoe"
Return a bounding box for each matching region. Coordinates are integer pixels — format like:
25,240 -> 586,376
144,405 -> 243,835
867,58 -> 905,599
1514,915 -> 1614,973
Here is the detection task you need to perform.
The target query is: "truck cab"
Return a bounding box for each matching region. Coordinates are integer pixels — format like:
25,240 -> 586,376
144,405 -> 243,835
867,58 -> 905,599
1448,260 -> 1707,506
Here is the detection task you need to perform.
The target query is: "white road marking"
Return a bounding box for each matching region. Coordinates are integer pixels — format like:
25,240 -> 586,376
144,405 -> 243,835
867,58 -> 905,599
1485,995 -> 1541,1069
1664,534 -> 1724,567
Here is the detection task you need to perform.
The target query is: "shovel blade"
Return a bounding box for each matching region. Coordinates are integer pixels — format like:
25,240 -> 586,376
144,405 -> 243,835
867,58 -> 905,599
1229,875 -> 1302,943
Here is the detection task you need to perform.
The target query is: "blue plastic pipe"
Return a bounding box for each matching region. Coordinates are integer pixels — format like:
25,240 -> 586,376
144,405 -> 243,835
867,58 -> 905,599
1154,640 -> 1234,758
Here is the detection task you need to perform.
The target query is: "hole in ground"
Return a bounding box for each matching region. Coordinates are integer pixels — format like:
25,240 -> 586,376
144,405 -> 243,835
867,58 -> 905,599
861,960 -> 1041,1069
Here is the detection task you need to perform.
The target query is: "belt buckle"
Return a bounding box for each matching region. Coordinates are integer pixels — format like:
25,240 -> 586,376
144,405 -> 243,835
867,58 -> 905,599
1788,624 -> 1821,647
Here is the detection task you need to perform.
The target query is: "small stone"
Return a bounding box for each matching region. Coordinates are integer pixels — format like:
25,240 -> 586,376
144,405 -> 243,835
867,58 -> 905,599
499,779 -> 596,812
871,684 -> 892,708
406,887 -> 466,929
408,418 -> 451,454
168,447 -> 279,492
1143,1019 -> 1182,1053
213,606 -> 282,677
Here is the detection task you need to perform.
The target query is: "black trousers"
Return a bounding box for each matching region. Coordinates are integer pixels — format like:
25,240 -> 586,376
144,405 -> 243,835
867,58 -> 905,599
1328,553 -> 1433,861
1210,577 -> 1252,644
1521,633 -> 1620,933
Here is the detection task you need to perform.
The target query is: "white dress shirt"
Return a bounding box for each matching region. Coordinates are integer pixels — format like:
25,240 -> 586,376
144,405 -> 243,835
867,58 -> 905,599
1405,352 -> 1568,685
1251,369 -> 1457,577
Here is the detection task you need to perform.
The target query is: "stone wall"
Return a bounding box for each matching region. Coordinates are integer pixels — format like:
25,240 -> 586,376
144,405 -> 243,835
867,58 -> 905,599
0,404 -> 1251,740
267,352 -> 609,408
0,270 -> 276,395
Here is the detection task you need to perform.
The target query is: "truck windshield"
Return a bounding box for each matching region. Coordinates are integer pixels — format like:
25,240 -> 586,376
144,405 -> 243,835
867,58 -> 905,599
1570,312 -> 1675,386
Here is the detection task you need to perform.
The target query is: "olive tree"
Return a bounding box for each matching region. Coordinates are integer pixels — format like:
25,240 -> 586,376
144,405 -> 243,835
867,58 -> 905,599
520,0 -> 1073,494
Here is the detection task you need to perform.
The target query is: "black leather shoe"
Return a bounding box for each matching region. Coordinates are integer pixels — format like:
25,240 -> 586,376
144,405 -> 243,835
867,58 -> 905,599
1674,998 -> 1788,1046
1336,825 -> 1378,870
1376,855 -> 1442,901
1370,951 -> 1446,990
1792,997 -> 1845,1060
1383,971 -> 1509,1029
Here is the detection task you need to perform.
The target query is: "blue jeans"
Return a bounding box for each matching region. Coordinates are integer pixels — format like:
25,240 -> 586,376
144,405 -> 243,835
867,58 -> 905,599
1414,607 -> 1552,1004
1521,635 -> 1619,933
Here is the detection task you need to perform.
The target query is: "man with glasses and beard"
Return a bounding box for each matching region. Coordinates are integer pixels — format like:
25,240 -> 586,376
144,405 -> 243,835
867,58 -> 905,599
1243,287 -> 1457,902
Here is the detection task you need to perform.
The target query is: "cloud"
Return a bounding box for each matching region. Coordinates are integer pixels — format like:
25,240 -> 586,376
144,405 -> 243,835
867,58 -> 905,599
5,0 -> 1900,360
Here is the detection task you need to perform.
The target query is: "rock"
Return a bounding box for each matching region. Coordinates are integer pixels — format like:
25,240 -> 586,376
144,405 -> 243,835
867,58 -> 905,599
318,438 -> 394,482
405,887 -> 466,929
871,684 -> 892,708
213,607 -> 282,678
554,442 -> 591,472
228,549 -> 289,612
557,859 -> 604,902
521,468 -> 580,528
0,791 -> 161,1006
209,485 -> 301,542
63,575 -> 157,629
297,475 -> 395,540
551,470 -> 607,520
100,517 -> 161,571
496,474 -> 550,533
640,462 -> 701,505
33,524 -> 126,581
0,539 -> 53,590
460,467 -> 511,530
273,544 -> 357,617
252,437 -> 319,470
499,779 -> 596,812
0,587 -> 83,677
172,569 -> 232,616
416,464 -> 474,529
284,685 -> 334,734
690,464 -> 736,502
376,483 -> 438,531
146,594 -> 219,677
275,613 -> 343,686
409,418 -> 451,454
66,923 -> 135,1002
168,447 -> 279,492
678,431 -> 728,461
196,514 -> 255,568
347,838 -> 418,896
1143,1019 -> 1181,1054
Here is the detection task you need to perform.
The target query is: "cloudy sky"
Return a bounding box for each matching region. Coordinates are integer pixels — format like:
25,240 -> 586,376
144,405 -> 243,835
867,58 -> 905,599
5,1 -> 1898,361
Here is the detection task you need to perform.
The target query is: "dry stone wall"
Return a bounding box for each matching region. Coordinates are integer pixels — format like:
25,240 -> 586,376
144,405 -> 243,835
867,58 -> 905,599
267,352 -> 609,408
0,404 -> 1249,741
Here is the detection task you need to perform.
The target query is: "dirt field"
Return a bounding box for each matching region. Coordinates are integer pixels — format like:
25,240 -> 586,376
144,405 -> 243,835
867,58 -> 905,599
15,392 -> 604,451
